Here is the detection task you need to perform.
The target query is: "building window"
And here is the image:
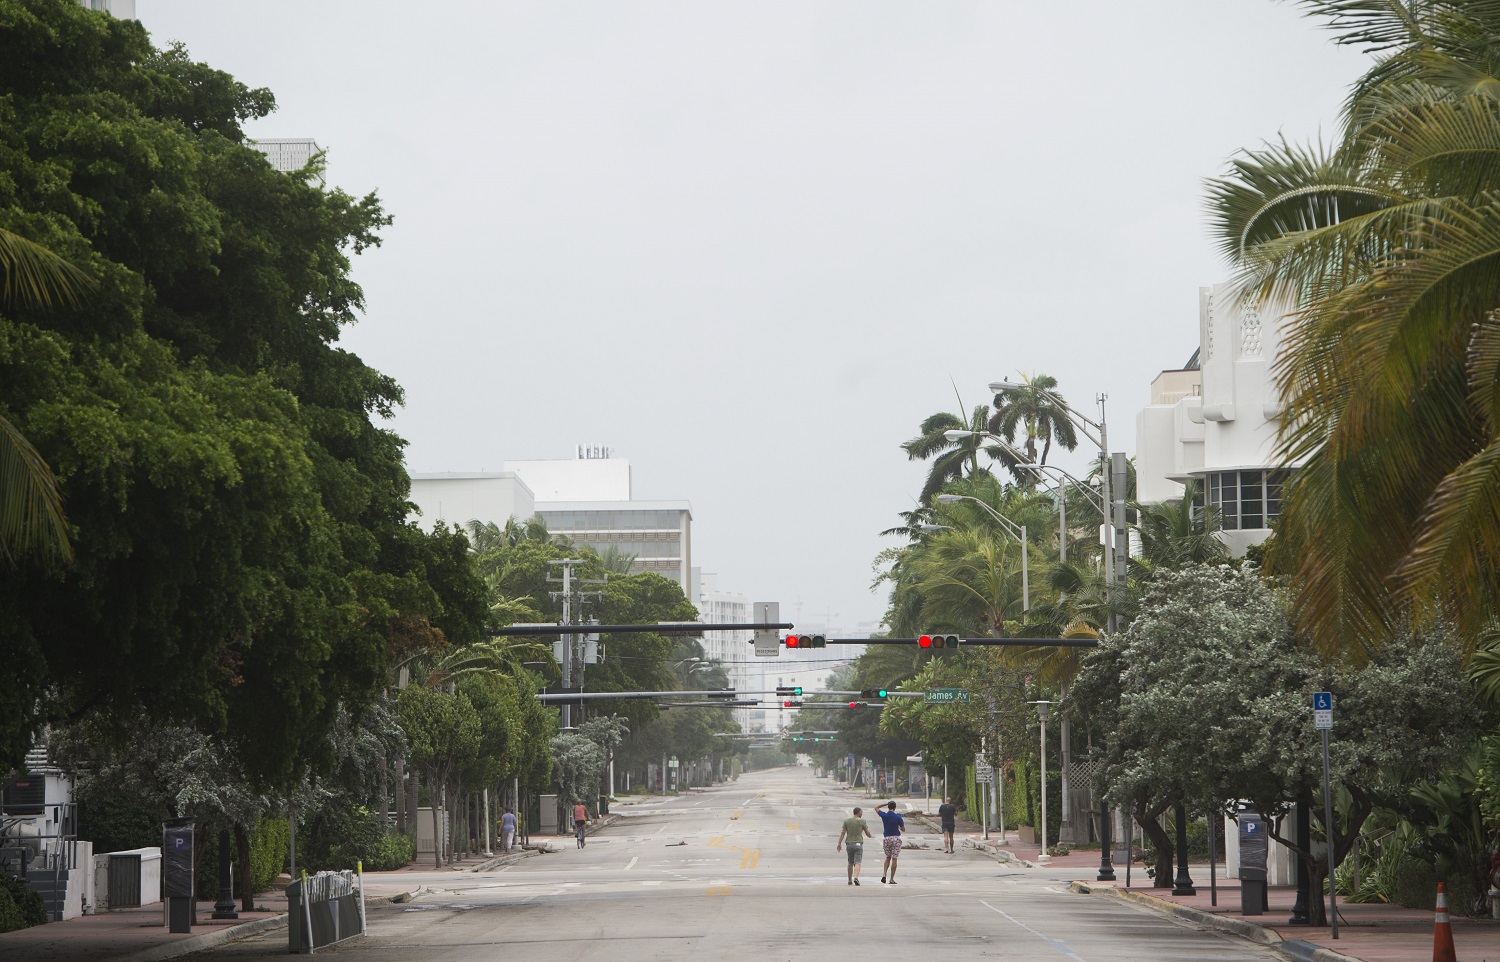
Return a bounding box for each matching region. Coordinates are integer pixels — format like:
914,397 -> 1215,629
1205,469 -> 1291,531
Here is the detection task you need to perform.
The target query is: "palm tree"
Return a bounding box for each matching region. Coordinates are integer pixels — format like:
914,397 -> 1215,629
901,404 -> 1019,504
988,373 -> 1079,466
1132,481 -> 1227,575
0,228 -> 95,566
1205,0 -> 1500,652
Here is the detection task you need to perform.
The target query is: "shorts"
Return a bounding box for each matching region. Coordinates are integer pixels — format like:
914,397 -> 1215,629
846,842 -> 863,865
941,823 -> 956,834
882,836 -> 903,860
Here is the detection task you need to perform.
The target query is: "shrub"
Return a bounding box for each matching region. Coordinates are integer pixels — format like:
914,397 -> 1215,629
0,873 -> 46,931
365,833 -> 414,872
249,817 -> 289,892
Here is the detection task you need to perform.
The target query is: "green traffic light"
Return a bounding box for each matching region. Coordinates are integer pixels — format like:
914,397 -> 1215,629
794,687 -> 803,696
878,689 -> 888,698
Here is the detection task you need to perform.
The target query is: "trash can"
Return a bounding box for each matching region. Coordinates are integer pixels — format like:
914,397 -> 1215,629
1238,814 -> 1268,915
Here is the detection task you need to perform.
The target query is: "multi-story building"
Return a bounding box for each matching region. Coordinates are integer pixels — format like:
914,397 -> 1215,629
691,570 -> 759,731
249,138 -> 326,187
409,453 -> 692,588
76,0 -> 135,18
1135,284 -> 1299,555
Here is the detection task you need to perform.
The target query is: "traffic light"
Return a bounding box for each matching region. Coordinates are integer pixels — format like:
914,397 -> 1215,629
859,688 -> 888,699
917,633 -> 961,649
780,699 -> 803,708
783,634 -> 826,649
847,701 -> 866,709
776,686 -> 804,697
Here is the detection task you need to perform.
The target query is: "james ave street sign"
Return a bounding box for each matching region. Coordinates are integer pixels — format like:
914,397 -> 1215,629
925,688 -> 971,703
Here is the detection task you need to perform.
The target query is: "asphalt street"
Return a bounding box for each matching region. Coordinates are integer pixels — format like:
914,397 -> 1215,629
196,766 -> 1283,962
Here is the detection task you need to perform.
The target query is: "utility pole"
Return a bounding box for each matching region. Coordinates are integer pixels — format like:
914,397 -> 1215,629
548,560 -> 604,731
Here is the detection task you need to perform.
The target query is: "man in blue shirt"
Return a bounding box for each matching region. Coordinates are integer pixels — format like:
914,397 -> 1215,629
877,800 -> 905,884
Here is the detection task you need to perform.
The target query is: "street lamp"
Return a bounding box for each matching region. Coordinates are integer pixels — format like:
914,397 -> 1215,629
1028,700 -> 1053,863
933,494 -> 1029,612
991,379 -> 1122,882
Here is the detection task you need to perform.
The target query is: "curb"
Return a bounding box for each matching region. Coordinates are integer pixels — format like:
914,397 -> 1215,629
110,914 -> 289,962
965,836 -> 1027,866
471,850 -> 542,872
1068,882 -> 1365,962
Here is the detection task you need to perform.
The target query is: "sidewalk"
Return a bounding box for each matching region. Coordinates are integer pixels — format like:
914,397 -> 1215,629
941,809 -> 1500,962
0,891 -> 291,962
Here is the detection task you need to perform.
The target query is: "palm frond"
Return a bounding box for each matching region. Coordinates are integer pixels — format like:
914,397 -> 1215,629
0,414 -> 72,567
0,227 -> 94,308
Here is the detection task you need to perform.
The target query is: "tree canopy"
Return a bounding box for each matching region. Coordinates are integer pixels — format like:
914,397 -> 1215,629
0,0 -> 486,785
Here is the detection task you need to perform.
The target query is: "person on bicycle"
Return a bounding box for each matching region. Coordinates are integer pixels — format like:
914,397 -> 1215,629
574,801 -> 588,848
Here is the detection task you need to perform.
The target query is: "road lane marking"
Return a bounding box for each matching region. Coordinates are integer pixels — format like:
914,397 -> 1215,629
640,880 -> 662,886
795,835 -> 802,844
788,821 -> 800,830
978,899 -> 1089,961
707,882 -> 730,896
624,856 -> 637,871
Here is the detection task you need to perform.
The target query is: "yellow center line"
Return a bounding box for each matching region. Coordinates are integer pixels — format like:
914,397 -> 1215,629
788,820 -> 800,831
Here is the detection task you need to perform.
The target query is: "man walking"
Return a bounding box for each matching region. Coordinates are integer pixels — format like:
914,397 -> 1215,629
500,807 -> 517,854
836,806 -> 873,886
877,800 -> 905,884
938,796 -> 957,854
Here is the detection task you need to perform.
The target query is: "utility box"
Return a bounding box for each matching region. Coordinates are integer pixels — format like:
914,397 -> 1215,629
162,821 -> 194,933
1237,814 -> 1268,915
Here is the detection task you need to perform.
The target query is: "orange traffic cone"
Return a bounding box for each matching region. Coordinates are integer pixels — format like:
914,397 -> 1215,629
1433,881 -> 1458,962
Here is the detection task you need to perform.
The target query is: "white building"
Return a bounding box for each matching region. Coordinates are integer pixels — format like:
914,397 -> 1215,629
76,0 -> 134,18
249,139 -> 326,187
1135,284 -> 1297,555
409,453 -> 692,587
691,570 -> 761,732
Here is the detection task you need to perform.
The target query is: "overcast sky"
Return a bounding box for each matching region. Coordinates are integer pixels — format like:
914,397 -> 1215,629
143,1 -> 1368,634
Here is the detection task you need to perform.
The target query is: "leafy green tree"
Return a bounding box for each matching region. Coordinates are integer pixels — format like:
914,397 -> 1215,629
550,732 -> 605,808
397,686 -> 480,866
1206,0 -> 1500,652
1072,564 -> 1477,918
0,0 -> 487,784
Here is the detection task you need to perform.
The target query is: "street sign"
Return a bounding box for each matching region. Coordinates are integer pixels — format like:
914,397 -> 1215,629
975,764 -> 995,785
925,688 -> 971,703
753,602 -> 781,657
1313,691 -> 1333,730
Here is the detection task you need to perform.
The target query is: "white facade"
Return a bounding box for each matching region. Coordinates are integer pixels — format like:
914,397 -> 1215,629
692,570 -> 758,731
76,0 -> 135,18
503,458 -> 631,502
1135,284 -> 1299,554
409,472 -> 535,530
249,139 -> 326,187
537,500 -> 692,586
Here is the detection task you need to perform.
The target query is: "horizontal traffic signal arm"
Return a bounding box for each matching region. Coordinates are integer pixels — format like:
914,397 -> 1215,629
535,689 -> 739,701
494,622 -> 792,636
780,637 -> 1098,647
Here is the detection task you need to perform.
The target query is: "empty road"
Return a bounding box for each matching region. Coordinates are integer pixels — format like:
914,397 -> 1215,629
201,766 -> 1281,962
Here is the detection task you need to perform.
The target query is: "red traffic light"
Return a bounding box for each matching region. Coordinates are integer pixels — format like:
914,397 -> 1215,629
785,635 -> 800,648
918,635 -> 933,648
848,701 -> 857,708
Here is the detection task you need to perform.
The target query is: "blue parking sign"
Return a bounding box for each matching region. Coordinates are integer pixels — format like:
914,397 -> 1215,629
1313,692 -> 1331,710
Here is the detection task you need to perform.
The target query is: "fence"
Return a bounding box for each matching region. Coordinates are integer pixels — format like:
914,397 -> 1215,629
287,868 -> 366,953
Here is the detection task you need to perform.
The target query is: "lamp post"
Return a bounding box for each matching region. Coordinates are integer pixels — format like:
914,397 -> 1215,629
933,494 -> 1029,612
1028,701 -> 1053,863
989,381 -> 1120,881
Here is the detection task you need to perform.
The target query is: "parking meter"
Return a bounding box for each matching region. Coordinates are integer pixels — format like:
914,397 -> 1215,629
1237,813 -> 1268,915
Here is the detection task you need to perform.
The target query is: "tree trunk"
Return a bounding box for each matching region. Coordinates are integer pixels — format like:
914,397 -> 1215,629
407,766 -> 420,840
393,757 -> 406,833
1135,796 -> 1174,887
235,822 -> 253,913
377,755 -> 390,828
429,767 -> 443,869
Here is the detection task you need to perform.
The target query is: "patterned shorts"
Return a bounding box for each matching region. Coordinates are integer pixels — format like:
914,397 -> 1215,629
882,836 -> 903,859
